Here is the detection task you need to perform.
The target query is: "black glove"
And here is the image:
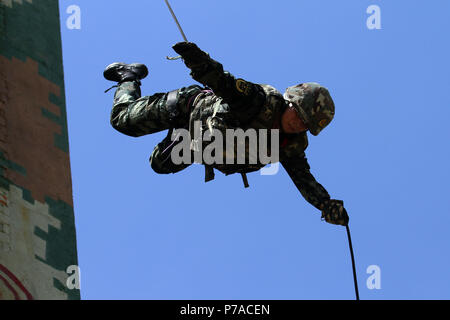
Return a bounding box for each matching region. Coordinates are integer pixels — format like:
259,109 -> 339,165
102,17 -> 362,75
172,42 -> 224,87
321,199 -> 349,226
172,42 -> 211,69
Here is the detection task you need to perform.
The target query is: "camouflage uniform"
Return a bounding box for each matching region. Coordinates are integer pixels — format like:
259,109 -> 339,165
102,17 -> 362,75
111,82 -> 330,212
109,43 -> 346,224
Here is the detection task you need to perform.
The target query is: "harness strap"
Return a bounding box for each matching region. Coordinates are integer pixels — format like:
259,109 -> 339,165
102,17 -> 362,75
241,173 -> 249,188
188,89 -> 250,188
166,89 -> 179,120
205,165 -> 215,183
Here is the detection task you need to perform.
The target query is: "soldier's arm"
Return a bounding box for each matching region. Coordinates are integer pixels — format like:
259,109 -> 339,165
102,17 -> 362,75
172,42 -> 266,112
280,140 -> 349,226
280,150 -> 331,211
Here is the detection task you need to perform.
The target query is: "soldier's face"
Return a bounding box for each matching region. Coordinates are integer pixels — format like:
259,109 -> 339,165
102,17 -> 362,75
281,107 -> 308,133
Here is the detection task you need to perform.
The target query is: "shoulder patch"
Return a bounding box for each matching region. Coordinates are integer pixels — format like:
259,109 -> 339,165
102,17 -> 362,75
319,118 -> 329,128
236,79 -> 252,95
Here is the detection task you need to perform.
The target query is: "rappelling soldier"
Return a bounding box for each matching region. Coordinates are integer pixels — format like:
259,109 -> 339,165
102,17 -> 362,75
103,42 -> 349,226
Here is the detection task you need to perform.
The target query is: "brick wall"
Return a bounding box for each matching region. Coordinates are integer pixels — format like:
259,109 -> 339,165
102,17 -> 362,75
0,0 -> 79,300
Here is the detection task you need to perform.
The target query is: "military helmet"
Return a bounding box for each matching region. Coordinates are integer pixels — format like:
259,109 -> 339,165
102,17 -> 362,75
283,82 -> 335,136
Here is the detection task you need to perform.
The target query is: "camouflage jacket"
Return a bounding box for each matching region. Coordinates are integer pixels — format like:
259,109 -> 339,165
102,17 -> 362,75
172,53 -> 332,211
190,76 -> 330,211
110,59 -> 332,212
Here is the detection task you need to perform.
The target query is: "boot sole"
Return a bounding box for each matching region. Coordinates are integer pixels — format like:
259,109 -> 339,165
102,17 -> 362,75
103,62 -> 149,82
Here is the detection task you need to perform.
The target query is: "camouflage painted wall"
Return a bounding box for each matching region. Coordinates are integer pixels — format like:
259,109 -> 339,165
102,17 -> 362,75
0,0 -> 80,299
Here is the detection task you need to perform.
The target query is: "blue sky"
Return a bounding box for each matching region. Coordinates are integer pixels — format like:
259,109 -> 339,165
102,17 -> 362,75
59,0 -> 450,299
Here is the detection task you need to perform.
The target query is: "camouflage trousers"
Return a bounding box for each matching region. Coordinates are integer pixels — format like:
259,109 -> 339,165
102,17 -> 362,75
110,80 -> 204,174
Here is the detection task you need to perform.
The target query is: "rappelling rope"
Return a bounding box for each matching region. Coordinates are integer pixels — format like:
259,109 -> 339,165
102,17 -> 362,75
346,224 -> 360,300
164,0 -> 187,60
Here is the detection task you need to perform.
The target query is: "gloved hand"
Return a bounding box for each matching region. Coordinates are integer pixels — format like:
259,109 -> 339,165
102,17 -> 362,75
172,42 -> 211,69
172,42 -> 224,87
321,199 -> 349,226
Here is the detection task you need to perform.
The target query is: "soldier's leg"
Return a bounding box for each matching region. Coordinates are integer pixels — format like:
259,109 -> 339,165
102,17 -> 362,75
110,80 -> 203,137
110,80 -> 168,136
149,128 -> 193,174
104,62 -> 203,136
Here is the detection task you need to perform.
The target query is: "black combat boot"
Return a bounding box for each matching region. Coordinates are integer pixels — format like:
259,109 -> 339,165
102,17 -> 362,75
103,62 -> 149,83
